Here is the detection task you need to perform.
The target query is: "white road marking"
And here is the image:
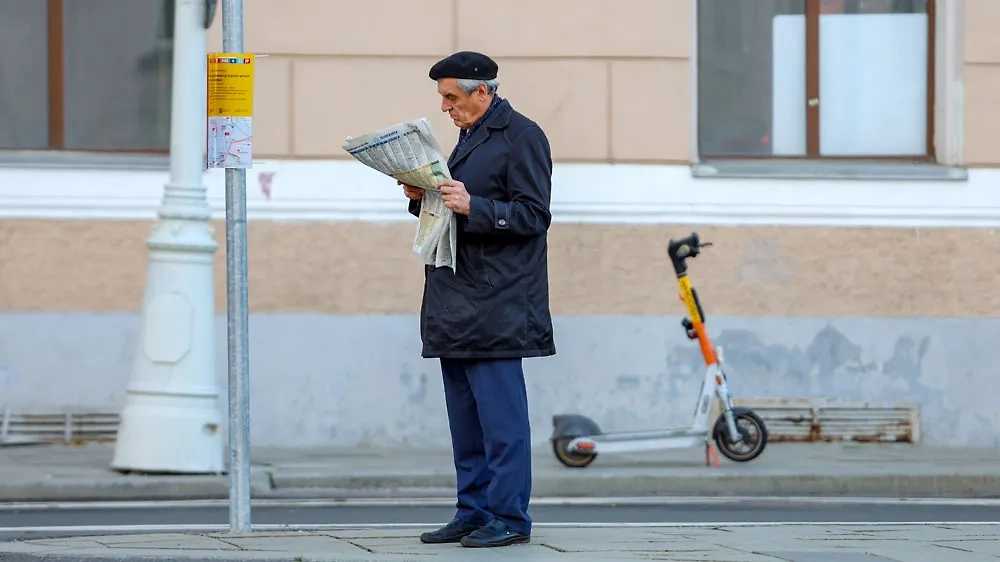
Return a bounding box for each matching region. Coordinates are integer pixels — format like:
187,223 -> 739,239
1,521 -> 999,535
2,495 -> 1000,511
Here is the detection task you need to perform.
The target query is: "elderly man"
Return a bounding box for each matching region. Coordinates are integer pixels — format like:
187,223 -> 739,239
398,51 -> 555,548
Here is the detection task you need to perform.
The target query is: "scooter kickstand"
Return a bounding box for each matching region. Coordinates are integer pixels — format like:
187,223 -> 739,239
704,442 -> 721,468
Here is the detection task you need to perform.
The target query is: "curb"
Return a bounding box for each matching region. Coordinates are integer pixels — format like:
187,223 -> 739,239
2,525 -> 999,562
272,472 -> 1000,499
0,472 -> 274,502
531,474 -> 1000,498
3,472 -> 999,502
0,554 -> 303,562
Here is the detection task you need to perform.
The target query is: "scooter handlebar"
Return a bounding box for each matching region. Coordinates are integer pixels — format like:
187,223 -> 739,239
668,232 -> 712,261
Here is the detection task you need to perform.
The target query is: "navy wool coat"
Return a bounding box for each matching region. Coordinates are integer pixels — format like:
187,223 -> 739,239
408,98 -> 556,360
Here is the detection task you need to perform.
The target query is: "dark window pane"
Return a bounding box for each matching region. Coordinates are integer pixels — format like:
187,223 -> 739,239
62,0 -> 173,151
0,0 -> 50,150
697,0 -> 807,157
822,0 -> 927,13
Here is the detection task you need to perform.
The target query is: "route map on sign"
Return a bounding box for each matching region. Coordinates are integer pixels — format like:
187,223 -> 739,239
206,53 -> 255,169
208,117 -> 253,168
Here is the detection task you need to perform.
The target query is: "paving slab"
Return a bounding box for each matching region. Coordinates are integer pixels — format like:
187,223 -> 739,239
0,524 -> 998,562
2,441 -> 1000,502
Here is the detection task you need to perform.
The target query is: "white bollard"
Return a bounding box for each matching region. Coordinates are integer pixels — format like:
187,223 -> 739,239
111,0 -> 223,474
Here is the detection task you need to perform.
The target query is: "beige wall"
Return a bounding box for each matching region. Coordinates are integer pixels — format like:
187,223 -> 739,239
206,0 -> 691,163
4,219 -> 1000,318
5,1 -> 1000,320
205,0 -> 1000,166
963,0 -> 1000,166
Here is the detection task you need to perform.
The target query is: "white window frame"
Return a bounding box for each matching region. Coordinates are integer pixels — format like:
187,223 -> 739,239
689,0 -> 965,174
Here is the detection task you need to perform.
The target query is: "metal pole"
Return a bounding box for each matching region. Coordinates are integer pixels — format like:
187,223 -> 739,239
221,0 -> 252,535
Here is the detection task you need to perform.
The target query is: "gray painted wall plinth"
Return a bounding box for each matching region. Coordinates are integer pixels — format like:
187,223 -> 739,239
0,313 -> 994,448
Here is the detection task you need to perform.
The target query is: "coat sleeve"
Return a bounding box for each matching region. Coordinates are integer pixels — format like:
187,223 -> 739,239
407,198 -> 421,218
464,125 -> 552,238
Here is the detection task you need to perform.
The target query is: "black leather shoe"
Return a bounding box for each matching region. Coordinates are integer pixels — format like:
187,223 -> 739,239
460,519 -> 530,548
419,517 -> 482,544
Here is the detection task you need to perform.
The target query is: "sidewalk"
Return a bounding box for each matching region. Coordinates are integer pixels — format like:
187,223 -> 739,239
1,523 -> 997,561
2,441 -> 999,502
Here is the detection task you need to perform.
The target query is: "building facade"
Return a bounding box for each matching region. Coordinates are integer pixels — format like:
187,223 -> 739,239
1,0 -> 998,449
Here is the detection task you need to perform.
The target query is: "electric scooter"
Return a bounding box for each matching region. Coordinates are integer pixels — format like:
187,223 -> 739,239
549,232 -> 768,468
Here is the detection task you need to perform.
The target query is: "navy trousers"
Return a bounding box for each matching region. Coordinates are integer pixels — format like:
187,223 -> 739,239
440,357 -> 532,535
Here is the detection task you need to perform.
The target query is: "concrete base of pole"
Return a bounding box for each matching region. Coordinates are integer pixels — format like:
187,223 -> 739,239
112,391 -> 223,475
111,212 -> 223,475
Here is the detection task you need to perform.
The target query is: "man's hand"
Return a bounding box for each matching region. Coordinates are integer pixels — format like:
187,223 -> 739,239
437,179 -> 471,216
398,181 -> 424,201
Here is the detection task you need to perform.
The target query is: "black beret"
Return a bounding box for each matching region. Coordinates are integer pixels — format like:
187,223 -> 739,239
428,51 -> 498,81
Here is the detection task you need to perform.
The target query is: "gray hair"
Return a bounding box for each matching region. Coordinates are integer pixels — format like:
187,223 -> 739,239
456,78 -> 500,95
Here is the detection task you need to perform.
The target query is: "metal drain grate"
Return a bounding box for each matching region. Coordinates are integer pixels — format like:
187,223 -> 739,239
729,398 -> 921,444
0,408 -> 120,445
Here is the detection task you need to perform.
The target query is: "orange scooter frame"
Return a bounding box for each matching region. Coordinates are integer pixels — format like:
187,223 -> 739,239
549,232 -> 769,468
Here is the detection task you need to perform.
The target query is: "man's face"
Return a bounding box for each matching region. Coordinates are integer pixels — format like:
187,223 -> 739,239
437,78 -> 490,129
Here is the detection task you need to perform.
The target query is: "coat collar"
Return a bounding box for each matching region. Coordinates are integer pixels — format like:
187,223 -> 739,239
448,98 -> 512,168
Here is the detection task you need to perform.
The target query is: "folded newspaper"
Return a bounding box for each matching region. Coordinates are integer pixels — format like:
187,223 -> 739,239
342,118 -> 457,272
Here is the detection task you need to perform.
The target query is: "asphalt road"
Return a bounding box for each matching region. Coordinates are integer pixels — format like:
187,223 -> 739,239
0,498 -> 997,541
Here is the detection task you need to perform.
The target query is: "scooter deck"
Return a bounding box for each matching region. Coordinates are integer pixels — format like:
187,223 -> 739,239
583,426 -> 707,442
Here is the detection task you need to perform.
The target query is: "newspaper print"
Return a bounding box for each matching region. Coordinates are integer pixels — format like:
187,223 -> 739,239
343,118 -> 458,271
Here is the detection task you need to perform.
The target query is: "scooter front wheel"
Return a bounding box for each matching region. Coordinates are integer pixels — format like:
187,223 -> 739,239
552,436 -> 597,468
714,410 -> 768,462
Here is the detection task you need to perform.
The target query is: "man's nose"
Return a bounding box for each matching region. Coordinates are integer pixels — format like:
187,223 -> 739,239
441,100 -> 451,112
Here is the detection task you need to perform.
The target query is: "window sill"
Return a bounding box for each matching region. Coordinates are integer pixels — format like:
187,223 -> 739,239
0,151 -> 170,171
691,159 -> 968,182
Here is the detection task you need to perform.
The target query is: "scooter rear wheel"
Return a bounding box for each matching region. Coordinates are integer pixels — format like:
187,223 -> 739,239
552,436 -> 597,468
714,410 -> 768,462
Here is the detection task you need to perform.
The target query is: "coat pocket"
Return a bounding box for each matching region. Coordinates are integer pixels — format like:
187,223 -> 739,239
479,245 -> 494,289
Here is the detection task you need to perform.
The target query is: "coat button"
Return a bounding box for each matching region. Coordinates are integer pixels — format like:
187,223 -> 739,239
498,218 -> 507,226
